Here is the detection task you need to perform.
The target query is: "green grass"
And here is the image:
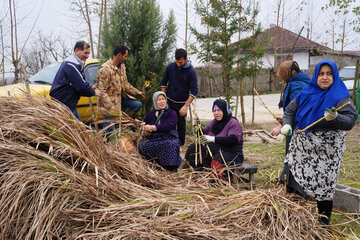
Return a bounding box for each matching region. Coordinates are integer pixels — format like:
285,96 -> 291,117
244,141 -> 285,188
339,142 -> 360,189
331,211 -> 360,237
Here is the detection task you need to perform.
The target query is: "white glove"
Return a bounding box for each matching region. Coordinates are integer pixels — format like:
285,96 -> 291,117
280,124 -> 292,136
324,108 -> 338,121
200,135 -> 215,144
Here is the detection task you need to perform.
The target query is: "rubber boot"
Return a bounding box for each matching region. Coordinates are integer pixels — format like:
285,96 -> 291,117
317,200 -> 333,225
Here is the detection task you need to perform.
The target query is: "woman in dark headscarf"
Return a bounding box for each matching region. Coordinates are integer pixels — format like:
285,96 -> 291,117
280,59 -> 358,225
185,99 -> 244,178
138,91 -> 181,171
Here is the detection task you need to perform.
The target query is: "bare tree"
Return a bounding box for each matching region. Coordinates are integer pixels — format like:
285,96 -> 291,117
9,0 -> 20,83
69,0 -> 107,58
37,32 -> 71,62
4,0 -> 42,83
21,32 -> 71,76
96,0 -> 106,58
322,1 -> 358,69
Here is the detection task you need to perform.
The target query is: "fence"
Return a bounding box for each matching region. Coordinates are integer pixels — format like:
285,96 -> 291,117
196,66 -> 314,97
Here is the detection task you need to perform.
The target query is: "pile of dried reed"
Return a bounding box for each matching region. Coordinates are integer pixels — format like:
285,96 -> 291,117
0,96 -> 350,239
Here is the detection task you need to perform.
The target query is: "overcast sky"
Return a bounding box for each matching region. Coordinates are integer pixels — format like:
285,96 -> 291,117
1,0 -> 359,67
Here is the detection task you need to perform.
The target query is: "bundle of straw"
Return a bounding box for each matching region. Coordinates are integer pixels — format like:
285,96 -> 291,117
0,96 -> 351,239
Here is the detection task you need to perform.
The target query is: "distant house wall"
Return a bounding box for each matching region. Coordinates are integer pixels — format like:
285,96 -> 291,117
257,52 -> 309,69
294,52 -> 309,69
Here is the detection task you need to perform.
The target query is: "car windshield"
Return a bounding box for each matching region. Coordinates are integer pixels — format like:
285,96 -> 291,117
339,68 -> 355,79
84,63 -> 99,86
29,62 -> 62,85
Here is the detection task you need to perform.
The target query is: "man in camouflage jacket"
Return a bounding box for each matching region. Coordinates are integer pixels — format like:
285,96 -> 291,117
97,44 -> 145,135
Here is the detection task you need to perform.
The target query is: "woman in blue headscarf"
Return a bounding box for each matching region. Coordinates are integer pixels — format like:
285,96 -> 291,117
280,60 -> 358,225
138,91 -> 181,171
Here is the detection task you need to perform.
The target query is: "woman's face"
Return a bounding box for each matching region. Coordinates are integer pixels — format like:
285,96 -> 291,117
156,94 -> 167,110
213,108 -> 224,121
317,65 -> 333,89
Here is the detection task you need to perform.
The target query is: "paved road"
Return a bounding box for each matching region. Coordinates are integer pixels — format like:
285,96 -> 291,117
190,94 -> 283,124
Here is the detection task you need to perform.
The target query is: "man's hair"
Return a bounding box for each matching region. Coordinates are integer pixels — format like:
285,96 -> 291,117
74,41 -> 90,51
114,44 -> 130,56
175,48 -> 187,60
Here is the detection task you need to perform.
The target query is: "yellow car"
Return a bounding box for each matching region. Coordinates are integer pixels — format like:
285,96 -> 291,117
0,59 -> 102,123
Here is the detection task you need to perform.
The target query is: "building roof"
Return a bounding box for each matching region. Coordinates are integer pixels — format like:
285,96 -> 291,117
259,25 -> 332,53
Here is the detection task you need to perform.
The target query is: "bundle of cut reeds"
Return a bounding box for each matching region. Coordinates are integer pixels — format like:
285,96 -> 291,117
0,96 -> 352,239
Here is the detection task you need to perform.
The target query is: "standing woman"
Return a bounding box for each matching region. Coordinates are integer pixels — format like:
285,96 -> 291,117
280,60 -> 358,225
271,60 -> 310,154
138,91 -> 181,171
185,99 -> 244,178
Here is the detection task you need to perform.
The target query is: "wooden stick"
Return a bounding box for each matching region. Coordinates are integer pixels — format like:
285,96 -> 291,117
192,102 -> 213,161
254,88 -> 277,118
283,174 -> 287,195
296,102 -> 351,134
194,129 -> 198,167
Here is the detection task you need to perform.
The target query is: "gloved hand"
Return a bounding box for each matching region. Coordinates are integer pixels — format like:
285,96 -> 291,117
193,117 -> 201,126
280,124 -> 292,136
324,107 -> 338,121
200,135 -> 215,144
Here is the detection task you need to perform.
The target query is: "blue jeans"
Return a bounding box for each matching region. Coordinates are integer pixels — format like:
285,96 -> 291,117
122,98 -> 142,112
72,108 -> 81,121
103,115 -> 116,137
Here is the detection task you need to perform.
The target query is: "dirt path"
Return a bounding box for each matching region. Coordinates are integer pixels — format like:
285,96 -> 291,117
192,94 -> 283,124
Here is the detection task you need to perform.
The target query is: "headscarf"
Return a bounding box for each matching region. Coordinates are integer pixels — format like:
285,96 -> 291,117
152,91 -> 168,110
294,59 -> 349,133
211,99 -> 232,135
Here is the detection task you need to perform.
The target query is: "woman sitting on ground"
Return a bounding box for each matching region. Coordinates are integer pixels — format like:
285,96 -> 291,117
185,99 -> 244,178
138,91 -> 181,171
280,59 -> 358,225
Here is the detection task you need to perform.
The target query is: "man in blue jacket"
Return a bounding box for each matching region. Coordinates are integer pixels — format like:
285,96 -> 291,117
161,48 -> 198,149
50,41 -> 100,120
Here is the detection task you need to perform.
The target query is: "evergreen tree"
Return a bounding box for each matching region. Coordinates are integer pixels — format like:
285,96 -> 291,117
101,0 -> 176,113
191,0 -> 265,109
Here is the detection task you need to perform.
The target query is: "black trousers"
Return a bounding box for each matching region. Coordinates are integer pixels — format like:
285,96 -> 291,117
185,143 -> 217,169
317,200 -> 333,225
185,142 -> 243,170
168,101 -> 186,146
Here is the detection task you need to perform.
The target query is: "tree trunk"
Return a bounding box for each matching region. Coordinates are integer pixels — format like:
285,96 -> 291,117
207,63 -> 213,96
252,77 -> 256,123
353,59 -> 359,104
1,26 -> 5,85
235,83 -> 239,119
9,0 -> 20,83
206,0 -> 213,96
97,0 -> 105,58
84,0 -> 95,57
339,19 -> 346,70
240,80 -> 245,124
271,0 -> 281,91
21,64 -> 30,95
235,0 -> 242,119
